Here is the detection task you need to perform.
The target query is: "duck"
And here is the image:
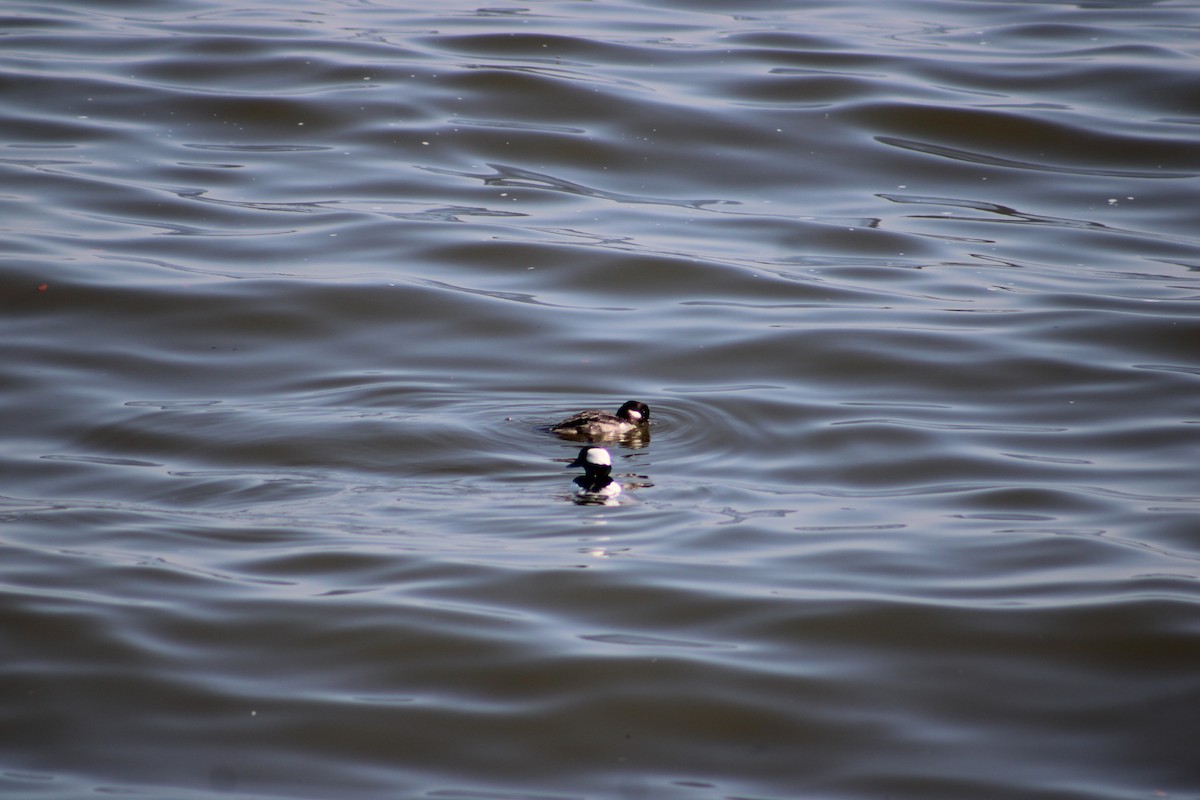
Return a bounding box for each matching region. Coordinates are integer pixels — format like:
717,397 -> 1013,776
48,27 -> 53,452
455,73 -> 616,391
550,400 -> 650,440
567,446 -> 622,501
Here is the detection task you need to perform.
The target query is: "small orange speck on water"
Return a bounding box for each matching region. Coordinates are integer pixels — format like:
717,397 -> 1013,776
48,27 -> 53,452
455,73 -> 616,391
37,284 -> 48,292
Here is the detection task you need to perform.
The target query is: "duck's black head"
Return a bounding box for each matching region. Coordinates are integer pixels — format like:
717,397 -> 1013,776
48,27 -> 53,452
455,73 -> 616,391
616,401 -> 650,424
568,446 -> 613,474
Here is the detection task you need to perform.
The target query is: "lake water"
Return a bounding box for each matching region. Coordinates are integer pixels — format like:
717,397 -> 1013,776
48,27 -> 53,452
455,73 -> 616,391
2,1 -> 1199,798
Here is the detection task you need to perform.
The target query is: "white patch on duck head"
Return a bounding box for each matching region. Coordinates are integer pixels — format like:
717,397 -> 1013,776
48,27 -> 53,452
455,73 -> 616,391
585,447 -> 612,466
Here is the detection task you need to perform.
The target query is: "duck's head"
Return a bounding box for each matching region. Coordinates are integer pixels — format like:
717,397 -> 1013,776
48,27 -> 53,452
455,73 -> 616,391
568,446 -> 613,472
617,401 -> 650,424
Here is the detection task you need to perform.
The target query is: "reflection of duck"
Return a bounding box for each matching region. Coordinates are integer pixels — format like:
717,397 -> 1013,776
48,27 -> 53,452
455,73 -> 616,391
551,400 -> 650,440
568,446 -> 622,502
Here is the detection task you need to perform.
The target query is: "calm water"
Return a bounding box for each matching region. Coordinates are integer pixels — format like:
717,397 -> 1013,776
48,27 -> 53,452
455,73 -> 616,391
2,1 -> 1199,798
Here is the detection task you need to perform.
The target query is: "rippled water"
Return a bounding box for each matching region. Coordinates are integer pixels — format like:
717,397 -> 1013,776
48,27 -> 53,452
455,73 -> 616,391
3,1 -> 1199,798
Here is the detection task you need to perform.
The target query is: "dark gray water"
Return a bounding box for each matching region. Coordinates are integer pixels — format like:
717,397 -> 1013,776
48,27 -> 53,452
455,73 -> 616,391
3,1 -> 1199,798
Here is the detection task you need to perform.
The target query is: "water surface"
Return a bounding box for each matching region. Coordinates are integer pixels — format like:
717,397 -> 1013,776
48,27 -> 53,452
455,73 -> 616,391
2,1 -> 1199,798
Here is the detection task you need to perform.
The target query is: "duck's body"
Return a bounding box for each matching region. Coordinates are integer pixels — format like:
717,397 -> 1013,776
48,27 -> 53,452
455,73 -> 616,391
568,446 -> 622,501
551,400 -> 650,440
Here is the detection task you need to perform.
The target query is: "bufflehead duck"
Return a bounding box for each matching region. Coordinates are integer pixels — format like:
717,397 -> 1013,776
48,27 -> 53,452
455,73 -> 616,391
551,400 -> 650,440
568,446 -> 622,501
